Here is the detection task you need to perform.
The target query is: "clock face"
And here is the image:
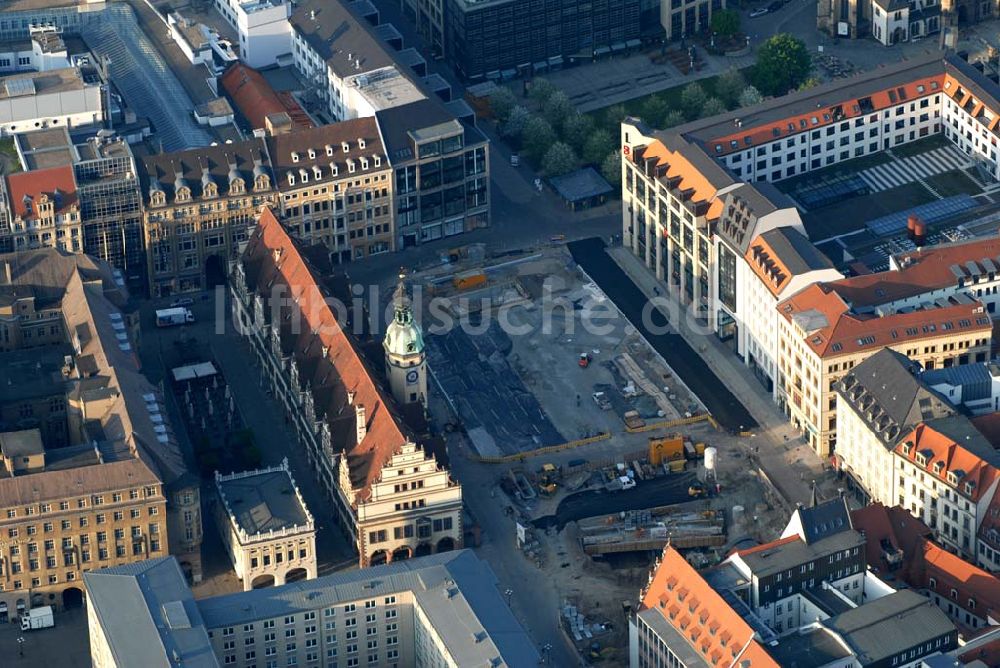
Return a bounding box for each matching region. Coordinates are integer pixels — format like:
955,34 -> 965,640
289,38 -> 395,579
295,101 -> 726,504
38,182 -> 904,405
406,369 -> 419,385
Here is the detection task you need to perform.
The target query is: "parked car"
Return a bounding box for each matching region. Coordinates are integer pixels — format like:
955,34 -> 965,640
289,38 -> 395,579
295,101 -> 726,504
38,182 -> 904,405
171,297 -> 195,307
510,153 -> 520,167
749,7 -> 769,17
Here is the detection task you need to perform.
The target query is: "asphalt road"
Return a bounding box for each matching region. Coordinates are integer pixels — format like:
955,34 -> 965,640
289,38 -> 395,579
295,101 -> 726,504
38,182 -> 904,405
568,237 -> 758,431
533,472 -> 697,530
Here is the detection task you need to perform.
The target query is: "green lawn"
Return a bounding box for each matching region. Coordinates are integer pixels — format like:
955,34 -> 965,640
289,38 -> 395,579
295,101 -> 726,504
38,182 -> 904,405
890,134 -> 950,158
0,138 -> 20,175
803,182 -> 936,241
925,169 -> 983,197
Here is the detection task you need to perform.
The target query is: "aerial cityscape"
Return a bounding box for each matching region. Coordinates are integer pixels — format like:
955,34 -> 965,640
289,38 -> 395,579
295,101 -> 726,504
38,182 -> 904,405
8,0 -> 1000,666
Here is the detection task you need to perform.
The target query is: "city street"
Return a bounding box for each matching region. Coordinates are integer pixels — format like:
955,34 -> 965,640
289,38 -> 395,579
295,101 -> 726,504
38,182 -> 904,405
0,606 -> 89,667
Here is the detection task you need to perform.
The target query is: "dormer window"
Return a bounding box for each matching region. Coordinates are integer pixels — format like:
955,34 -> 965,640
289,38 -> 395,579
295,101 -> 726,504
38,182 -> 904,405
331,163 -> 338,176
934,461 -> 944,474
902,442 -> 913,456
313,166 -> 322,180
360,157 -> 368,170
291,152 -> 300,163
948,471 -> 961,485
308,149 -> 316,159
373,155 -> 381,167
287,172 -> 296,186
916,453 -> 927,466
358,138 -> 366,149
347,159 -> 355,173
965,481 -> 976,495
342,142 -> 350,153
326,145 -> 334,156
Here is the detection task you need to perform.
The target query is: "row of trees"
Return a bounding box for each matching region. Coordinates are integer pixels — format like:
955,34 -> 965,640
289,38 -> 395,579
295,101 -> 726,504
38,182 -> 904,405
490,82 -> 621,185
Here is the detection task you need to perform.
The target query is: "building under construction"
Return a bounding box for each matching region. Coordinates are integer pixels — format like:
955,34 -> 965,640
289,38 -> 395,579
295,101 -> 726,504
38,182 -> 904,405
578,506 -> 726,556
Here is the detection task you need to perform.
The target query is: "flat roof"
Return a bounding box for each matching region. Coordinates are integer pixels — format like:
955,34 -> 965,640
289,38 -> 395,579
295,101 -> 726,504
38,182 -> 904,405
767,626 -> 854,667
0,429 -> 43,458
0,67 -> 88,98
217,468 -> 312,538
739,530 -> 865,578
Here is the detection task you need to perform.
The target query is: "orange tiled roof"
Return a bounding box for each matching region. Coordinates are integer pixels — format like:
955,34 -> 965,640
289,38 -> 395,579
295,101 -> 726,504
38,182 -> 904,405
850,503 -> 932,576
895,422 -> 999,503
734,534 -> 800,557
6,165 -> 77,220
916,538 -> 1000,623
220,63 -> 314,132
708,74 -> 945,156
641,547 -> 780,668
241,208 -> 410,503
633,139 -> 725,221
778,281 -> 992,357
746,236 -> 794,297
832,237 -> 1000,306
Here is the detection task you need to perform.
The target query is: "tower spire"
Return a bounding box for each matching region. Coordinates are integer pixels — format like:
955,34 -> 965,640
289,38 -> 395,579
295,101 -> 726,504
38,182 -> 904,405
393,268 -> 412,325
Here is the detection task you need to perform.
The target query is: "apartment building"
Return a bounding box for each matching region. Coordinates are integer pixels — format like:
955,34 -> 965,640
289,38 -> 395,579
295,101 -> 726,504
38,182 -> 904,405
86,551 -> 539,668
631,538 -> 958,668
446,0 -> 642,82
139,139 -> 276,297
3,165 -> 81,253
853,503 -> 1000,633
231,208 -> 463,567
836,348 -> 956,505
214,461 -> 317,591
777,278 -> 992,456
266,118 -> 395,262
289,0 -> 491,246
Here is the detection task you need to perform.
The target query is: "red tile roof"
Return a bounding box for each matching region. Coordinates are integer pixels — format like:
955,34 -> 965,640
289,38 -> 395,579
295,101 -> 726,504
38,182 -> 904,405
915,539 -> 1000,625
220,64 -> 314,133
850,503 -> 932,577
240,208 -> 411,503
778,281 -> 992,358
641,546 -> 779,667
734,534 -> 800,557
632,140 -> 726,221
895,422 -> 999,503
6,165 -> 77,220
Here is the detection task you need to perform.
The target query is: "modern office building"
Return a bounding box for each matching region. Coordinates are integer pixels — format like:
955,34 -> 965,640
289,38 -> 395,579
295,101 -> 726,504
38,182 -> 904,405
85,550 -> 539,668
231,208 -> 463,567
0,67 -> 103,134
445,0 -> 643,82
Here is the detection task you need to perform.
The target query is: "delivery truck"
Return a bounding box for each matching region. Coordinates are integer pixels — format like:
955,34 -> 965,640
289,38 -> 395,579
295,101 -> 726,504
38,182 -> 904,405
20,605 -> 54,631
156,307 -> 194,327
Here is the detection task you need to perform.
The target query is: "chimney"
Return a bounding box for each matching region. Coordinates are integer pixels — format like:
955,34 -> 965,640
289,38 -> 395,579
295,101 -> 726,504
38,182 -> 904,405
355,404 -> 366,442
347,390 -> 355,405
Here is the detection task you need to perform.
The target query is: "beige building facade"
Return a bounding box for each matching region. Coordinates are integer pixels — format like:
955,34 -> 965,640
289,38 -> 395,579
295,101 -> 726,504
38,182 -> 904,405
215,460 -> 317,590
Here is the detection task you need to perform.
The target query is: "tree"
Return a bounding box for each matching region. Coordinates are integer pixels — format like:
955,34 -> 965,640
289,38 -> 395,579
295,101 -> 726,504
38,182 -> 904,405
738,85 -> 763,108
662,110 -> 686,128
710,9 -> 740,38
715,68 -> 746,108
527,78 -> 557,106
640,94 -> 668,127
603,103 -> 628,128
561,113 -> 594,153
752,33 -> 812,97
500,105 -> 531,141
583,128 -> 614,165
522,116 -> 557,163
542,142 -> 578,177
700,97 -> 727,118
543,91 -> 575,133
489,86 -> 517,122
601,150 -> 622,189
681,82 -> 708,120
797,76 -> 822,91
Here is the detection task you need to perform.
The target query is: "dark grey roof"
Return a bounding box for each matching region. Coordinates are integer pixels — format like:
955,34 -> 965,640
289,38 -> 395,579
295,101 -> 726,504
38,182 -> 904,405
837,349 -> 955,449
739,530 -> 865,578
549,167 -> 614,203
289,0 -> 394,78
374,99 -> 460,162
767,626 -> 853,668
759,227 -> 835,275
802,586 -> 854,617
265,117 -> 386,173
922,363 -> 996,402
823,590 -> 956,665
796,497 -> 853,545
84,557 -> 218,668
217,469 -> 312,536
139,138 -> 271,201
944,52 -> 1000,124
923,414 -> 1000,467
0,345 -> 71,404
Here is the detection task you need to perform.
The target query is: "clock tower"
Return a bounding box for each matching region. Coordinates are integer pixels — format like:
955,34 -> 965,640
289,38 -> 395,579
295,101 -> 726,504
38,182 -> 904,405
383,272 -> 427,410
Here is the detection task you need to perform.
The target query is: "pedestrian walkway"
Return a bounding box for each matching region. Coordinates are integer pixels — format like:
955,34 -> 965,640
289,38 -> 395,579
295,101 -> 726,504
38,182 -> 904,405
859,146 -> 972,191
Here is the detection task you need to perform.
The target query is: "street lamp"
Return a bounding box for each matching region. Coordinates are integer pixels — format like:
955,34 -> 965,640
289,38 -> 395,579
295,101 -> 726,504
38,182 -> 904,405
541,643 -> 553,664
17,636 -> 24,657
504,588 -> 513,607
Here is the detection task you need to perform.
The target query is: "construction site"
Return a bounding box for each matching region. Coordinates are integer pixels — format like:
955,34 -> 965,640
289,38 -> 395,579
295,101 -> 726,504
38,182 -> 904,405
403,244 -> 799,664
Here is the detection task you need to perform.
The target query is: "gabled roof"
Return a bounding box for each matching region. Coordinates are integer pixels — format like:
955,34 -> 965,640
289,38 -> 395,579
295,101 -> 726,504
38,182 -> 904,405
239,208 -> 413,503
778,282 -> 992,358
289,0 -> 394,78
734,529 -> 865,578
6,164 -> 77,219
639,546 -> 780,668
837,349 -> 955,449
746,227 -> 836,298
915,539 -> 1000,625
220,63 -> 314,133
795,496 -> 853,545
139,138 -> 272,201
895,417 -> 1000,502
265,117 -> 387,178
